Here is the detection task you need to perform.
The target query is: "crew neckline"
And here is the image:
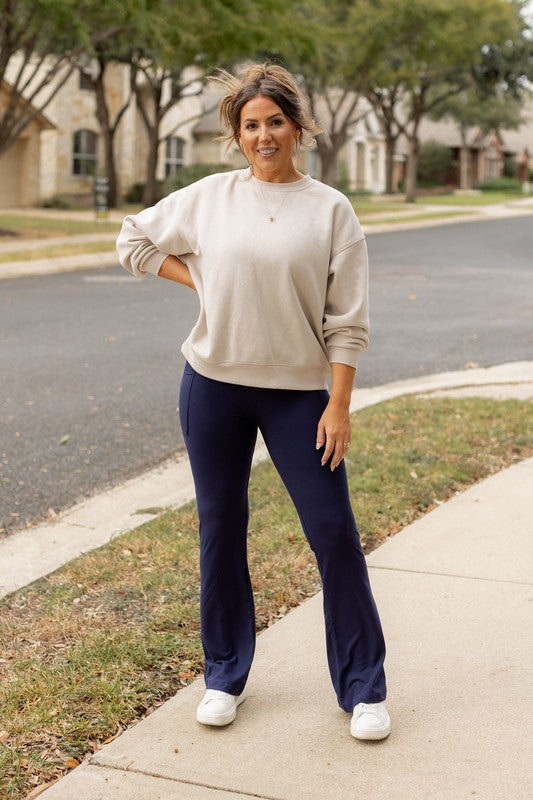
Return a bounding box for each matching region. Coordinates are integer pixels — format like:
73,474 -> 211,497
243,167 -> 314,192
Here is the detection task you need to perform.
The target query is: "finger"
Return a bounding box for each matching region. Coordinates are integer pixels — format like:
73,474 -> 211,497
330,439 -> 345,471
316,419 -> 326,450
321,431 -> 335,466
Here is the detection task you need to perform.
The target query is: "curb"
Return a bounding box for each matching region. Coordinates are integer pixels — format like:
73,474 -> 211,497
0,250 -> 118,280
1,360 -> 531,600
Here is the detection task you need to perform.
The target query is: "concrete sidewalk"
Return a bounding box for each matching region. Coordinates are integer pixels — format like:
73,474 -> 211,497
32,366 -> 532,800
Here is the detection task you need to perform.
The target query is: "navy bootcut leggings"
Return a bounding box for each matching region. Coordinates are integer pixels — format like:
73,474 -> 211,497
179,362 -> 387,712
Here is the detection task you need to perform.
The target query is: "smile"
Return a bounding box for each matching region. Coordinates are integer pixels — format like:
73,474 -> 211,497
257,148 -> 278,156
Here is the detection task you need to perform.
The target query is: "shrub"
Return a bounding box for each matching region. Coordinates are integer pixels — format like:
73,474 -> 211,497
125,182 -> 164,203
348,188 -> 373,197
41,195 -> 71,209
163,163 -> 233,194
335,161 -> 351,195
474,177 -> 522,192
417,139 -> 453,186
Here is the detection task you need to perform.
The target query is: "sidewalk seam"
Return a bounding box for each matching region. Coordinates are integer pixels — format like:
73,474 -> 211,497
369,564 -> 533,586
86,760 -> 284,800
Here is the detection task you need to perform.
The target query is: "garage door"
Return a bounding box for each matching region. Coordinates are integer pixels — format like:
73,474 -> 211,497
0,139 -> 24,207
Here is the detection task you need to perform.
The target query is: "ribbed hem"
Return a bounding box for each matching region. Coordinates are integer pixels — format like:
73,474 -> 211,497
181,345 -> 328,390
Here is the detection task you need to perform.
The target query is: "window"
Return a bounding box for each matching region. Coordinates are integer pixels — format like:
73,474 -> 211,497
72,129 -> 97,175
165,136 -> 185,177
486,147 -> 499,179
79,70 -> 93,91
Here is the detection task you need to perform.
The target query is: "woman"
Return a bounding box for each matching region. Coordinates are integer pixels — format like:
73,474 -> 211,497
116,63 -> 390,741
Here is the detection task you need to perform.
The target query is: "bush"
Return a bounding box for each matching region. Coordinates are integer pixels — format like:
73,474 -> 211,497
125,182 -> 165,203
417,140 -> 453,186
474,177 -> 522,192
348,188 -> 373,197
335,161 -> 351,195
163,163 -> 233,194
41,195 -> 72,209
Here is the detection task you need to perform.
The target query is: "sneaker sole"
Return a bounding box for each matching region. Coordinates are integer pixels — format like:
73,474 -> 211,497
350,720 -> 391,741
196,694 -> 246,727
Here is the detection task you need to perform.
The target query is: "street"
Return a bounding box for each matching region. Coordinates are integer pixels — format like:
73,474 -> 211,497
1,215 -> 532,534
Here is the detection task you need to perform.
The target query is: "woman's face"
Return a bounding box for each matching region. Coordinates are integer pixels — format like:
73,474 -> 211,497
238,95 -> 300,182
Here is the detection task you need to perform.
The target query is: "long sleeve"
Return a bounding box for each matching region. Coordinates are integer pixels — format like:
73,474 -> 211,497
322,235 -> 369,368
116,185 -> 198,278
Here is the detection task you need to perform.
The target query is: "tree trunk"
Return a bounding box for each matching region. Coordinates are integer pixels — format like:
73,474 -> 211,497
143,124 -> 160,207
405,134 -> 419,203
94,65 -> 118,207
385,134 -> 397,194
318,145 -> 339,186
459,125 -> 470,190
316,134 -> 347,187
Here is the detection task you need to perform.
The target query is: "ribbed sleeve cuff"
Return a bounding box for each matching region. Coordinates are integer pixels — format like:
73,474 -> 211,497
143,250 -> 168,276
328,346 -> 362,369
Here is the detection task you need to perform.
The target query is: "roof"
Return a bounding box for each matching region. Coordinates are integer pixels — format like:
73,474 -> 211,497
0,79 -> 56,131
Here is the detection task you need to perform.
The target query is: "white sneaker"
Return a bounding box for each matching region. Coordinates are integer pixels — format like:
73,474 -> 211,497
196,689 -> 246,727
350,701 -> 391,740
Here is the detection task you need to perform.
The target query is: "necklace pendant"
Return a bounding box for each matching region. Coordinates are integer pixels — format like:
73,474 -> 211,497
268,215 -> 274,222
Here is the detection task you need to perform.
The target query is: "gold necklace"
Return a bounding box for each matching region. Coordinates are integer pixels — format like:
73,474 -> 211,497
256,180 -> 288,223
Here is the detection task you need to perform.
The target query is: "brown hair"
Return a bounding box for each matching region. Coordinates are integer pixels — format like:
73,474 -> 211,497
209,62 -> 321,152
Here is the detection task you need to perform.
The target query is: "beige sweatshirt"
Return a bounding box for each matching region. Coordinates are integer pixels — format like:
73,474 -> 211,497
116,168 -> 369,390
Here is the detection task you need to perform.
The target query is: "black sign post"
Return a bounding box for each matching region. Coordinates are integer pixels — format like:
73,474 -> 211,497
94,175 -> 110,219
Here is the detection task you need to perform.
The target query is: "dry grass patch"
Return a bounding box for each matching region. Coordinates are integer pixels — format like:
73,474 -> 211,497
0,242 -> 117,264
0,396 -> 531,799
0,215 -> 120,239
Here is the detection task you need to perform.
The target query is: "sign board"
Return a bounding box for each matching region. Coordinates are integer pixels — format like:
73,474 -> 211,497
94,175 -> 110,218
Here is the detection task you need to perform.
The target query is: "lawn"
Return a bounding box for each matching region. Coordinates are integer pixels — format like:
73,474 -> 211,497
0,242 -> 117,264
0,394 -> 531,800
414,191 -> 530,206
0,215 -> 121,239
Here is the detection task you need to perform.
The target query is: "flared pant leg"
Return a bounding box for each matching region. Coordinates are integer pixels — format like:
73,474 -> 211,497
179,366 -> 258,696
256,389 -> 387,712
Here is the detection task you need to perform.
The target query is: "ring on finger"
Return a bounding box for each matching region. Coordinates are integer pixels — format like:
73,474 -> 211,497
343,442 -> 350,449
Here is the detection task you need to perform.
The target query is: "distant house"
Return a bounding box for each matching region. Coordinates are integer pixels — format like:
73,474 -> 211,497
0,79 -> 55,206
400,100 -> 533,189
0,60 -> 206,208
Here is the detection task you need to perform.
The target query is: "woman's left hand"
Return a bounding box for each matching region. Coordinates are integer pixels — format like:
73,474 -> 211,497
316,400 -> 351,471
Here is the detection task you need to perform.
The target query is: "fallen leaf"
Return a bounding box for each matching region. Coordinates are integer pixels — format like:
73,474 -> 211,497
464,361 -> 479,369
64,757 -> 79,769
410,470 -> 418,479
0,730 -> 9,743
59,434 -> 69,445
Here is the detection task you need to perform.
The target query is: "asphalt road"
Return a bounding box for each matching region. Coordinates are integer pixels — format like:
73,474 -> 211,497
1,215 -> 532,534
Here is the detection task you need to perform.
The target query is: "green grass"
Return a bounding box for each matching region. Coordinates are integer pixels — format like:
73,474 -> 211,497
414,191 -> 530,206
349,199 -> 408,215
0,215 -> 121,239
0,242 -> 117,264
361,210 -> 476,225
0,395 -> 531,798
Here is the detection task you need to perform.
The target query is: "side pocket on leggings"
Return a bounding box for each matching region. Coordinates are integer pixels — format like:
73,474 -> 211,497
178,368 -> 196,436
